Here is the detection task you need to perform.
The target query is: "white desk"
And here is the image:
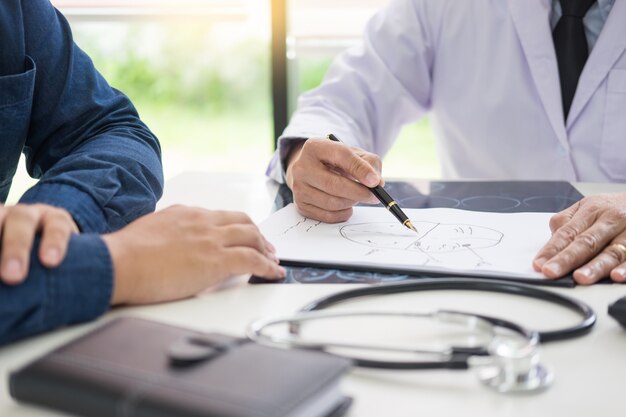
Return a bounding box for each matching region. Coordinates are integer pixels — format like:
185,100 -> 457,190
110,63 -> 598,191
1,173 -> 625,417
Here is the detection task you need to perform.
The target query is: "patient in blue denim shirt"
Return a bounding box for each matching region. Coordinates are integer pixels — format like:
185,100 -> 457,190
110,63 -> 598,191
0,0 -> 285,345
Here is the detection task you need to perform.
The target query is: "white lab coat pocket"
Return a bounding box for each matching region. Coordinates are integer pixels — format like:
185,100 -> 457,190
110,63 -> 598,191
600,69 -> 626,181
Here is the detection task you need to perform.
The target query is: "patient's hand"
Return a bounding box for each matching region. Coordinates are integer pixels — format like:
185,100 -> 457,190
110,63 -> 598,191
533,193 -> 626,284
0,204 -> 78,285
103,205 -> 286,305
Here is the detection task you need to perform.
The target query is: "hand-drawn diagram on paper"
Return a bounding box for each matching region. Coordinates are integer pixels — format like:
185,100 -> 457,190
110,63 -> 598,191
339,221 -> 503,268
261,205 -> 553,280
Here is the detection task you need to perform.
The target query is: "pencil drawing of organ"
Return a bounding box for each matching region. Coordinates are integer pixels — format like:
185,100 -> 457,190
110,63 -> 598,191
339,222 -> 503,254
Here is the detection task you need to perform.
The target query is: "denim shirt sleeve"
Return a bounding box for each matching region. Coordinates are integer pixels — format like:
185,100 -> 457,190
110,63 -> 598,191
16,0 -> 164,233
0,234 -> 113,346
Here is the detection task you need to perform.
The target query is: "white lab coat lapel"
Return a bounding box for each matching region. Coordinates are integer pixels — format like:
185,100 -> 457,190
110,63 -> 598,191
568,0 -> 626,127
508,0 -> 569,149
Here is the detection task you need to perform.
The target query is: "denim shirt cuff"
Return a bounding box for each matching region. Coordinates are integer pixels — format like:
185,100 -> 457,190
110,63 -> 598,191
19,182 -> 108,233
0,234 -> 113,345
42,234 -> 113,329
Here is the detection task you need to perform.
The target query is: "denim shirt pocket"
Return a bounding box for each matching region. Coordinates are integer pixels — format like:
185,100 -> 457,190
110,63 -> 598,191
0,56 -> 36,202
600,69 -> 626,182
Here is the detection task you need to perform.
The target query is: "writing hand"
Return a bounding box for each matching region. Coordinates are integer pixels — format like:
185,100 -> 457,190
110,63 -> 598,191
104,205 -> 286,305
285,138 -> 382,223
533,193 -> 626,284
0,204 -> 78,285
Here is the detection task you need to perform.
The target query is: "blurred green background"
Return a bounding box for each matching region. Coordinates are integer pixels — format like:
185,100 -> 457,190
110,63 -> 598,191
79,18 -> 439,177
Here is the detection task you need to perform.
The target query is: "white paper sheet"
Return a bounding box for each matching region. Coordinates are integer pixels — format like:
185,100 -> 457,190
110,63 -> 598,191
260,204 -> 555,280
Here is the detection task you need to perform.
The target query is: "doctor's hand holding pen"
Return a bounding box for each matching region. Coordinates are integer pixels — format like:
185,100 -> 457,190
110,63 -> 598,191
534,193 -> 626,285
285,138 -> 383,223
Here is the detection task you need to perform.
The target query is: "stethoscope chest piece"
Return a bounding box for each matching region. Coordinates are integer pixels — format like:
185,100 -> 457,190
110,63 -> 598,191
470,335 -> 554,393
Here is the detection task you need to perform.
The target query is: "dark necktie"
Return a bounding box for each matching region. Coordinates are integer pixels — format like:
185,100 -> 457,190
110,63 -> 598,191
553,0 -> 597,120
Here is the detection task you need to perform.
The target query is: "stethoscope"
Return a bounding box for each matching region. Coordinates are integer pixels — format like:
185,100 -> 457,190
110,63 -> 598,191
247,278 -> 596,394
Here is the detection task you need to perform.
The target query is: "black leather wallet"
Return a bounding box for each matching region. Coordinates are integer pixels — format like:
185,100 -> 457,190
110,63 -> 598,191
10,317 -> 352,417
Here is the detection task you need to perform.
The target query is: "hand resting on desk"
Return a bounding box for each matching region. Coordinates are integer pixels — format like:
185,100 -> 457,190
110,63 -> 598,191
534,193 -> 626,284
103,205 -> 286,306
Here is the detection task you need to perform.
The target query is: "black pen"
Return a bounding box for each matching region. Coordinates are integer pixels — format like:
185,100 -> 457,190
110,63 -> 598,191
327,134 -> 417,233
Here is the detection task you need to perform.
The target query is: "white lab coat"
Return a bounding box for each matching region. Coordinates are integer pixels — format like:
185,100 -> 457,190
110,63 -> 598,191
269,0 -> 626,183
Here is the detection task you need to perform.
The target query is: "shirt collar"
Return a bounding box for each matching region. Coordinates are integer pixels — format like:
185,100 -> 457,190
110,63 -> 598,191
598,0 -> 616,21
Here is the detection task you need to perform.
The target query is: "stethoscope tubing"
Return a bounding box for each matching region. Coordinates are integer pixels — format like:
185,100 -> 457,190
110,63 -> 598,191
248,278 -> 596,371
298,278 -> 596,343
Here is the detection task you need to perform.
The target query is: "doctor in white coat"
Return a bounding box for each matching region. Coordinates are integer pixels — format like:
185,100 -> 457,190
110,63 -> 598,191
267,0 -> 626,284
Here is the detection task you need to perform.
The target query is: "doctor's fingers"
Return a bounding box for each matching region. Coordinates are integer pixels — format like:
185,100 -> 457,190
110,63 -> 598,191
221,247 -> 286,280
295,199 -> 354,224
355,152 -> 385,187
610,252 -> 626,283
573,237 -> 626,284
357,150 -> 385,187
533,209 -> 600,271
303,165 -> 378,204
294,181 -> 360,211
536,218 -> 622,279
306,139 -> 380,188
548,201 -> 582,233
352,148 -> 383,175
550,194 -> 626,233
